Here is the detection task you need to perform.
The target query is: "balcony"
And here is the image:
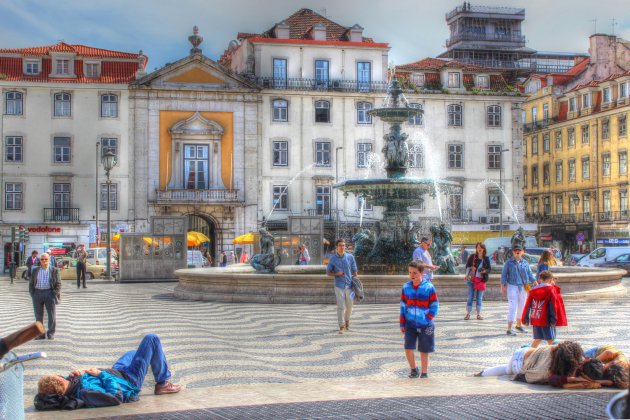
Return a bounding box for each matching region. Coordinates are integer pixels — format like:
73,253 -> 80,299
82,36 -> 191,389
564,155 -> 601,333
155,189 -> 240,205
257,77 -> 389,93
445,32 -> 526,48
523,118 -> 558,133
525,211 -> 628,225
44,208 -> 80,223
304,208 -> 333,221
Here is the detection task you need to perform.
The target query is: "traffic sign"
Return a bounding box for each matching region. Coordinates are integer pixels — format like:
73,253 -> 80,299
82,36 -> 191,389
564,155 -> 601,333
576,232 -> 585,242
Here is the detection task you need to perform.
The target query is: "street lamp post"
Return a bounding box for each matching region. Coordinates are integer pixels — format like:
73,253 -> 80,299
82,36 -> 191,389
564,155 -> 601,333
101,148 -> 116,279
499,148 -> 510,238
335,146 -> 343,240
95,142 -> 100,247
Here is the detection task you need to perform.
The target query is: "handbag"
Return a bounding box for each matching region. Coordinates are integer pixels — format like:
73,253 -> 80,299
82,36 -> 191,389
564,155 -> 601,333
512,259 -> 532,292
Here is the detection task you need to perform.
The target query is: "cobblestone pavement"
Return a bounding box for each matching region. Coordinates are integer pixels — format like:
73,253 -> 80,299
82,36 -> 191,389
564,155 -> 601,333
1,277 -> 628,417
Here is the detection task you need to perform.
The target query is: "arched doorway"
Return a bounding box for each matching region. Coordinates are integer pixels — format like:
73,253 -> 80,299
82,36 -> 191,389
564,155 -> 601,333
187,214 -> 217,266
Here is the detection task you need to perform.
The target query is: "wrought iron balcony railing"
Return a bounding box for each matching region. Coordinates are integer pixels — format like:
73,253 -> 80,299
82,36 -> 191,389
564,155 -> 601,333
524,211 -> 628,225
44,208 -> 80,223
445,32 -> 526,48
304,208 -> 333,221
155,189 -> 240,204
523,118 -> 558,133
257,77 -> 389,93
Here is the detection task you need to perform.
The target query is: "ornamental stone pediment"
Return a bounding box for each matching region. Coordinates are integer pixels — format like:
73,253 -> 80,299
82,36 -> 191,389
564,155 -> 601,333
169,112 -> 224,136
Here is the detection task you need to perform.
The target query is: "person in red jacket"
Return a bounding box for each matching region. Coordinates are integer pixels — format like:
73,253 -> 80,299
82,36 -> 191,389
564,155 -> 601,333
522,270 -> 567,347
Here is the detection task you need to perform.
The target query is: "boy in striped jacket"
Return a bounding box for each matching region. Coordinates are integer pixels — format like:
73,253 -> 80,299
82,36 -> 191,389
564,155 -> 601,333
400,261 -> 439,378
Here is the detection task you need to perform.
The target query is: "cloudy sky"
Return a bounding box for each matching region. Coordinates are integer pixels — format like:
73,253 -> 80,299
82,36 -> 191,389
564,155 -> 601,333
1,0 -> 628,70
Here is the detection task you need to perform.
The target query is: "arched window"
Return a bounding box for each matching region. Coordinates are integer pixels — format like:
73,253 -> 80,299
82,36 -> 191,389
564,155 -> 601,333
272,99 -> 288,122
408,103 -> 423,125
447,104 -> 462,126
315,100 -> 330,123
5,91 -> 23,115
54,92 -> 71,117
357,102 -> 372,124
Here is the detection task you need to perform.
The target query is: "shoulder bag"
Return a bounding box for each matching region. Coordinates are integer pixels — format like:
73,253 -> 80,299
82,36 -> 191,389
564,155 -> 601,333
512,259 -> 532,292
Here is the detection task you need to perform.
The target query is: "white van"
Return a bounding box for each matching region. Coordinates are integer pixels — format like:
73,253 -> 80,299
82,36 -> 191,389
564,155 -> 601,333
187,250 -> 205,268
577,247 -> 630,267
483,236 -> 538,256
86,248 -> 118,268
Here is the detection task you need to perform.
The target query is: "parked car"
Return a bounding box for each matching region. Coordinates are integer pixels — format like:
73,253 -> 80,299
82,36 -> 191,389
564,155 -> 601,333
566,253 -> 585,266
523,247 -> 563,265
17,258 -> 106,280
523,253 -> 540,264
578,247 -> 630,267
594,253 -> 630,276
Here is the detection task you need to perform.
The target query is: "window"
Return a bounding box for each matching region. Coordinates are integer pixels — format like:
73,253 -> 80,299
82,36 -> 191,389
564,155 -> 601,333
523,138 -> 527,157
272,185 -> 288,210
448,193 -> 463,220
100,183 -> 118,210
314,60 -> 329,89
488,189 -> 500,210
448,144 -> 463,169
543,133 -> 550,152
555,161 -> 563,183
487,105 -> 501,127
569,195 -> 577,215
314,100 -> 330,123
476,75 -> 489,89
272,99 -> 288,122
582,93 -> 591,108
533,197 -> 539,214
531,136 -> 538,155
357,62 -> 371,92
543,196 -> 551,215
101,94 -> 118,118
619,116 -> 627,137
602,119 -> 610,140
184,145 -> 209,189
411,73 -> 425,86
409,144 -> 424,168
620,151 -> 628,175
101,138 -> 118,160
448,72 -> 461,88
55,59 -> 70,75
356,143 -> 372,168
272,141 -> 288,166
273,58 -> 287,88
555,195 -> 563,215
315,186 -> 331,216
408,103 -> 423,125
603,87 -> 611,103
25,60 -> 39,75
5,136 -> 23,162
620,190 -> 628,214
53,183 -> 71,219
85,62 -> 100,78
357,195 -> 373,211
602,153 -> 611,177
315,141 -> 331,166
523,167 -> 527,188
487,145 -> 501,169
568,159 -> 576,181
582,157 -> 590,179
581,125 -> 589,144
5,91 -> 23,115
543,163 -> 550,185
543,103 -> 549,121
532,165 -> 539,186
568,128 -> 575,147
555,131 -> 562,150
53,92 -> 71,117
583,193 -> 591,215
357,102 -> 372,124
620,82 -> 628,98
569,97 -> 577,112
5,183 -> 22,210
531,107 -> 537,123
53,137 -> 71,163
447,104 -> 462,126
603,191 -> 612,214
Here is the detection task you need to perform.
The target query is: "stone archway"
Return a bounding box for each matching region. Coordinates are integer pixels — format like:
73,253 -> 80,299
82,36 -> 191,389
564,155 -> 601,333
187,213 -> 217,266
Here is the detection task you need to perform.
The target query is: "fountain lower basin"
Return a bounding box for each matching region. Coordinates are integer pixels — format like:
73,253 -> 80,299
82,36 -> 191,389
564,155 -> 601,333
174,265 -> 627,303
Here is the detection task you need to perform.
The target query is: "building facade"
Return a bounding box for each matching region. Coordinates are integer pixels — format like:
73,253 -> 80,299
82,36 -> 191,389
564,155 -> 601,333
523,34 -> 630,252
0,42 -> 145,269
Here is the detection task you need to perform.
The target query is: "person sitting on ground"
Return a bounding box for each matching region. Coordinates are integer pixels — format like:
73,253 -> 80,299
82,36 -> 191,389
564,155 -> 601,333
35,334 -> 181,410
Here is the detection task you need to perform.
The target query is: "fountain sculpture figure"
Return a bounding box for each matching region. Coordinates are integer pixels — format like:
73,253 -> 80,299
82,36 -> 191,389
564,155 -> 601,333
335,79 -> 459,273
250,227 -> 281,273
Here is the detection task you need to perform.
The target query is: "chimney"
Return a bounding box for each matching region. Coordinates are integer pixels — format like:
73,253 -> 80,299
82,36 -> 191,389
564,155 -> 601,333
348,24 -> 364,42
588,34 -> 617,80
312,23 -> 326,41
273,21 -> 290,39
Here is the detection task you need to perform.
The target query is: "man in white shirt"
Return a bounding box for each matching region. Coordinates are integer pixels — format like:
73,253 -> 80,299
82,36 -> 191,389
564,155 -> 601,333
412,237 -> 439,282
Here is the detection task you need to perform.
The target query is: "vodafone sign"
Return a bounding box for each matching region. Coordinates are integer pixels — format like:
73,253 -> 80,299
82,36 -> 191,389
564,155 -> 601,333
27,226 -> 62,233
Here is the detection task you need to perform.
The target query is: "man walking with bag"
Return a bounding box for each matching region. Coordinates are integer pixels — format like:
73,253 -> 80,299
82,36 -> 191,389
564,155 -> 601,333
29,252 -> 61,340
501,244 -> 536,336
327,239 -> 358,334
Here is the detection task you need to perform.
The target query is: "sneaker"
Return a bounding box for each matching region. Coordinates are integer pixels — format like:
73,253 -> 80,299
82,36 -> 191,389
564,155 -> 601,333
408,367 -> 419,378
154,381 -> 182,395
515,326 -> 526,333
345,320 -> 350,330
420,373 -> 428,379
339,326 -> 345,335
506,330 -> 517,336
474,371 -> 484,377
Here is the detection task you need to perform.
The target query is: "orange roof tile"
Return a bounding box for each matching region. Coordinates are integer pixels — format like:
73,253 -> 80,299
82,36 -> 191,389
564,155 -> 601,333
0,42 -> 143,60
245,37 -> 387,48
396,57 -> 484,72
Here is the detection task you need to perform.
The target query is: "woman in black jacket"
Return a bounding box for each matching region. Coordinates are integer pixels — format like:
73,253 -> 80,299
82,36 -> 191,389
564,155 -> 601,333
464,242 -> 491,320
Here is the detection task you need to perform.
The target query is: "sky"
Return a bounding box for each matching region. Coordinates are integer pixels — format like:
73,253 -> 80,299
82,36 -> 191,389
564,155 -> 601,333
1,0 -> 629,71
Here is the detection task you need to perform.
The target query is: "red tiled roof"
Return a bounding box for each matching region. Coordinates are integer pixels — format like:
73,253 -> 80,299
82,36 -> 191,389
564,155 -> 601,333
245,37 -> 387,48
396,57 -> 483,72
0,42 -> 143,60
567,80 -> 600,93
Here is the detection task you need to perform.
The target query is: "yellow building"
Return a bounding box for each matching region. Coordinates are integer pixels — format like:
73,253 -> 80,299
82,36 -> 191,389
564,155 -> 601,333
522,39 -> 630,251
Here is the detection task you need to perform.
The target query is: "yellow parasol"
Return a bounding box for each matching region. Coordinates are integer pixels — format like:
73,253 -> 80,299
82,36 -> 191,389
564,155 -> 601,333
188,231 -> 210,243
232,232 -> 255,245
111,233 -> 152,245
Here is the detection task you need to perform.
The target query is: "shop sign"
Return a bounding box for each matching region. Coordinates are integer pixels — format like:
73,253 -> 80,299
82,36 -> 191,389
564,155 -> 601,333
27,226 -> 61,233
596,238 -> 630,245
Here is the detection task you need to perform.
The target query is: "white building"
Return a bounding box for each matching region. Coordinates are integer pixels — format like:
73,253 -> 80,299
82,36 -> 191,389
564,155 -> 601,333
0,42 -> 145,269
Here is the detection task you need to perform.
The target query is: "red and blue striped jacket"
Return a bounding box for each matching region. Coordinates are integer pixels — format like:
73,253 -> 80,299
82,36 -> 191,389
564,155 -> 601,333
400,280 -> 439,328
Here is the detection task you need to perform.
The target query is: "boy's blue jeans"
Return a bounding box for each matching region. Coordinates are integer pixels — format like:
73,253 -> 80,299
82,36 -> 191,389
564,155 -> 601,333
466,281 -> 484,312
112,333 -> 171,388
